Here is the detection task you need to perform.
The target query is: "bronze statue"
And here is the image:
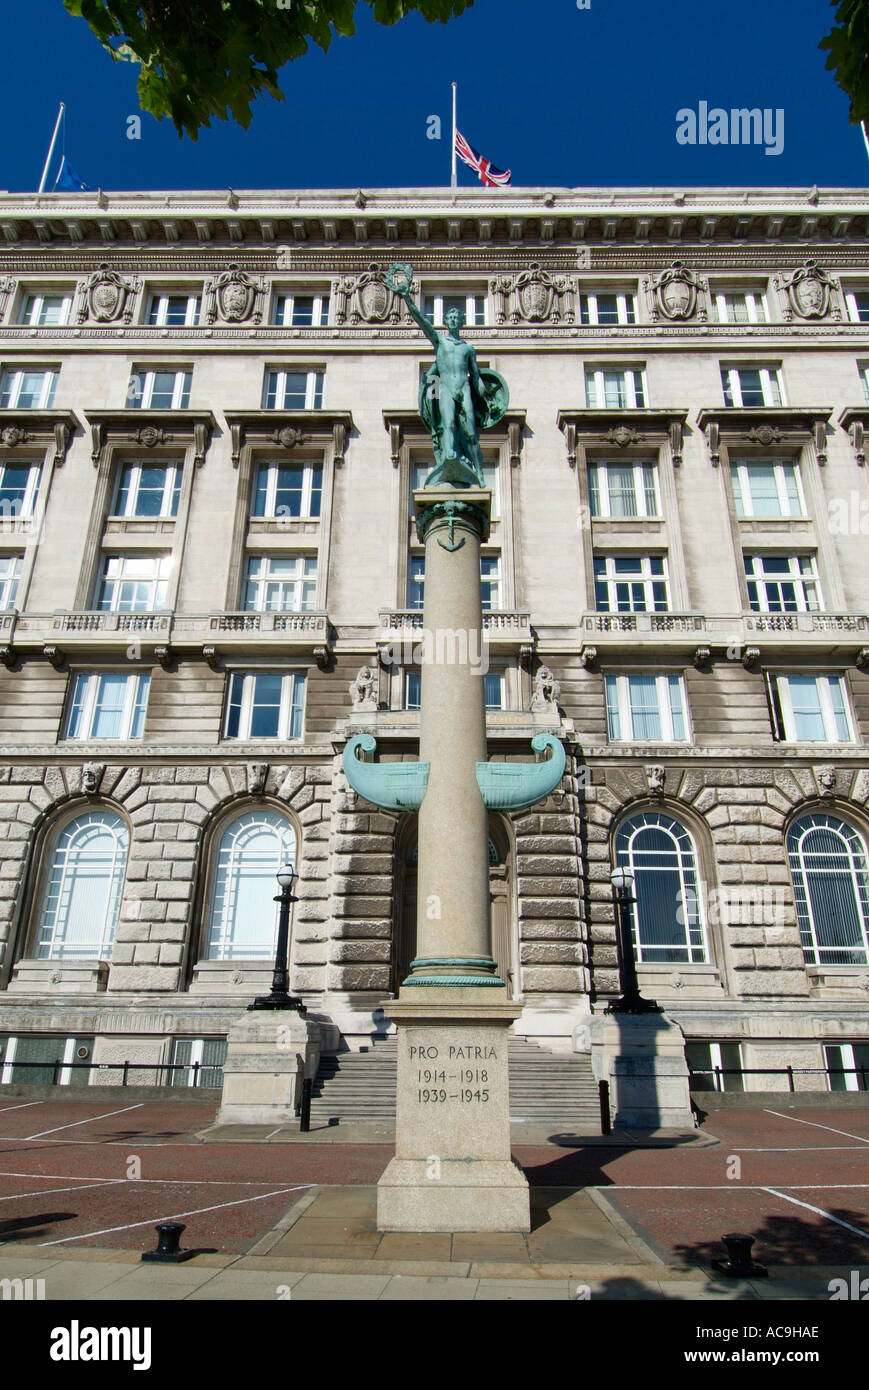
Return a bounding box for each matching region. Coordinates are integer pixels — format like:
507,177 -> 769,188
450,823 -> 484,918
386,262 -> 508,489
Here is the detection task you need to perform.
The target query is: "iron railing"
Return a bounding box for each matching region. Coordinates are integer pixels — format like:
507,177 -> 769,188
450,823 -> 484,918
0,1060 -> 224,1088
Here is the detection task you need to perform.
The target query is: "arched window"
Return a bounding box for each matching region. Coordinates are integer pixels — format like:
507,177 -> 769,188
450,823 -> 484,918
787,814 -> 869,966
614,811 -> 707,963
204,809 -> 296,960
35,810 -> 128,960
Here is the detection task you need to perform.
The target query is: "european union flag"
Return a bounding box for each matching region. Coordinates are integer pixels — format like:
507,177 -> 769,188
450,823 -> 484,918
53,156 -> 91,192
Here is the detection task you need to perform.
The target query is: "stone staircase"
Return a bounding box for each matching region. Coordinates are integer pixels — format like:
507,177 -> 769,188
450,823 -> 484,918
309,1034 -> 601,1132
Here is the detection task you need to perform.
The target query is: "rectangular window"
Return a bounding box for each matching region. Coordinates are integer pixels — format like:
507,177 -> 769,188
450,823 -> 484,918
224,672 -> 306,740
594,554 -> 669,613
774,675 -> 852,743
585,368 -> 646,409
480,555 -> 501,610
721,365 -> 783,408
580,292 -> 636,325
846,291 -> 869,324
686,1041 -> 744,1093
65,672 -> 150,740
605,673 -> 687,741
127,369 -> 191,409
484,673 -> 505,710
407,554 -> 425,610
0,1035 -> 94,1087
423,292 -> 486,327
730,459 -> 804,518
19,293 -> 72,327
0,555 -> 23,611
243,554 -> 317,612
273,293 -> 330,327
0,367 -> 58,409
169,1037 -> 227,1089
712,292 -> 768,325
95,554 -> 172,612
825,1042 -> 869,1093
147,294 -> 200,327
405,669 -> 421,710
113,462 -> 182,519
251,461 -> 322,519
744,553 -> 820,613
0,460 -> 42,521
589,461 -> 659,518
263,369 -> 324,409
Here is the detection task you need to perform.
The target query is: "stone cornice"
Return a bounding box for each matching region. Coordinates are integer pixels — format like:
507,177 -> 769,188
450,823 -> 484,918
0,409 -> 80,465
86,408 -> 216,468
558,408 -> 688,466
1,186 -> 869,256
224,408 -> 353,467
695,405 -> 832,465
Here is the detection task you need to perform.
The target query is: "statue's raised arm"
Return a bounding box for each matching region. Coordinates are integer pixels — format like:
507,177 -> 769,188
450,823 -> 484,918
386,263 -> 439,348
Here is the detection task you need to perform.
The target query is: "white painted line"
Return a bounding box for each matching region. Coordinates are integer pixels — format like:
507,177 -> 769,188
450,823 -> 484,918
24,1104 -> 145,1140
762,1187 -> 869,1241
0,1171 -> 307,1187
595,1184 -> 869,1191
1,1137 -> 203,1147
763,1110 -> 869,1144
0,1102 -> 43,1115
39,1183 -> 316,1246
721,1145 -> 864,1153
0,1179 -> 127,1203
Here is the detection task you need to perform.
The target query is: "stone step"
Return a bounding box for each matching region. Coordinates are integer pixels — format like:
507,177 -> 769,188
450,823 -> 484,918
310,1035 -> 600,1127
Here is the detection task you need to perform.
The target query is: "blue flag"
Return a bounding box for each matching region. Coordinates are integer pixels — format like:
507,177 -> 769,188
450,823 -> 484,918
53,156 -> 91,192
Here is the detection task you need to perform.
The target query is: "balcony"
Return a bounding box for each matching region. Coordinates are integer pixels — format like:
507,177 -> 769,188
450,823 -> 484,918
2,609 -> 332,669
378,608 -> 533,656
581,609 -> 868,663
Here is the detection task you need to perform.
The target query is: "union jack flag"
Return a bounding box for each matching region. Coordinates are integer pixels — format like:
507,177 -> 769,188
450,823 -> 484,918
455,129 -> 511,187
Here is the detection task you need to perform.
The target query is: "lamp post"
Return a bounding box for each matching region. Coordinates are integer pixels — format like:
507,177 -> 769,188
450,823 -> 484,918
607,866 -> 661,1015
248,862 -> 304,1012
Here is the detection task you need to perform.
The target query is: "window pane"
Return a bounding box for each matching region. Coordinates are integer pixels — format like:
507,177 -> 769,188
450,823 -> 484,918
786,677 -> 825,740
91,674 -> 128,739
249,674 -> 283,738
627,676 -> 661,740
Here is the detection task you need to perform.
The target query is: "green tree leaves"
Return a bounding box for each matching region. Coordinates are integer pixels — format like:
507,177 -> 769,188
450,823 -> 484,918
63,0 -> 472,140
820,0 -> 869,126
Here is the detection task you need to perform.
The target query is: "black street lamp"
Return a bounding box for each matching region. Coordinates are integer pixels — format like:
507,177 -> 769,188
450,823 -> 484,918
606,866 -> 661,1015
248,862 -> 305,1012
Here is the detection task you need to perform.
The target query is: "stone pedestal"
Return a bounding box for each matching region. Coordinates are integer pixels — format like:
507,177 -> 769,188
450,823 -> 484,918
215,1009 -> 321,1126
591,1012 -> 694,1130
376,993 -> 530,1232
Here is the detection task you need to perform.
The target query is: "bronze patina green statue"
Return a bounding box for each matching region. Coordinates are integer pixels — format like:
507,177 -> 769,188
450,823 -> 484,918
386,262 -> 508,488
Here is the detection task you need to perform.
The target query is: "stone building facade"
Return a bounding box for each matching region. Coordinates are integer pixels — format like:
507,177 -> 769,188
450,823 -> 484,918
0,186 -> 868,1092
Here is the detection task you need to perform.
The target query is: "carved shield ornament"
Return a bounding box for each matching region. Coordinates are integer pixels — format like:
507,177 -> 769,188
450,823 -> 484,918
657,263 -> 697,320
517,266 -> 554,322
87,265 -> 125,322
782,261 -> 836,320
216,266 -> 256,322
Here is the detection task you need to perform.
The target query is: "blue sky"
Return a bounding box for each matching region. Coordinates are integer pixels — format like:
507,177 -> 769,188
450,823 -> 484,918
0,0 -> 865,192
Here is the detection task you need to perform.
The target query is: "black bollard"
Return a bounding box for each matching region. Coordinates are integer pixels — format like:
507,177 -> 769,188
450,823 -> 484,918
141,1219 -> 195,1264
712,1232 -> 768,1279
299,1076 -> 313,1133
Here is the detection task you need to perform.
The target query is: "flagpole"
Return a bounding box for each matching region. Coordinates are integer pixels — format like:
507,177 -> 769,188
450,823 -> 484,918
451,82 -> 457,190
38,103 -> 65,193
